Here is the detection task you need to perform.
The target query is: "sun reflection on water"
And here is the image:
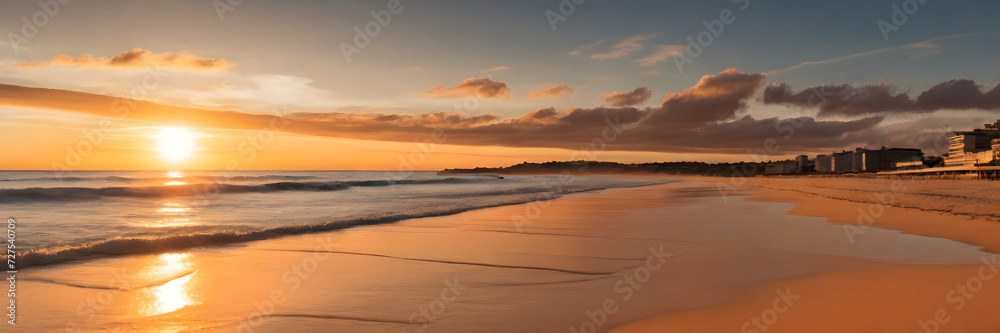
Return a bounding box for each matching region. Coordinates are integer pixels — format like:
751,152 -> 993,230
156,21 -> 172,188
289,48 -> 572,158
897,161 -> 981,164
140,253 -> 200,317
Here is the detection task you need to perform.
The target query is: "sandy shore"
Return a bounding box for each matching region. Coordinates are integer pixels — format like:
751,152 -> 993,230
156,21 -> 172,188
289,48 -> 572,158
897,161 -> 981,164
613,176 -> 1000,333
16,177 -> 1000,332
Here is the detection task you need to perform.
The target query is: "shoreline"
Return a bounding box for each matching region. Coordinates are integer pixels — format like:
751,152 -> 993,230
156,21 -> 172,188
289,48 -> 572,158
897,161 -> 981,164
19,176 -> 674,268
612,176 -> 1000,332
17,177 -> 1000,332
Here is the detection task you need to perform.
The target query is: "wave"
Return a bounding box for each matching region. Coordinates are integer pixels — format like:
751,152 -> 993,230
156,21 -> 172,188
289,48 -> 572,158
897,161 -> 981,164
0,178 -> 495,203
1,174 -> 321,183
17,191 -> 577,267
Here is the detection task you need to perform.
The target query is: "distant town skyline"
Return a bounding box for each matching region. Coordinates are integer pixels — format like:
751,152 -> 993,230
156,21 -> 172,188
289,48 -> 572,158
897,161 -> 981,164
1,0 -> 999,170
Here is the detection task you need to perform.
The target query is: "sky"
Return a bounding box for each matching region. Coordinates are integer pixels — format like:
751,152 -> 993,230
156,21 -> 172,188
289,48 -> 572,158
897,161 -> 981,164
0,0 -> 999,170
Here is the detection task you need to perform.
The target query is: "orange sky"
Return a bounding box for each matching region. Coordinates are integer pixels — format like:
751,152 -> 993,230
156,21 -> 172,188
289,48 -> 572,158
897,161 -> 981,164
2,106 -> 740,170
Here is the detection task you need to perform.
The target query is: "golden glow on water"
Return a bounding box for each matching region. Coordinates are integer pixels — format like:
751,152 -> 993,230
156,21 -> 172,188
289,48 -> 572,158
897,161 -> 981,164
165,181 -> 187,186
147,201 -> 199,227
166,171 -> 183,178
139,253 -> 200,316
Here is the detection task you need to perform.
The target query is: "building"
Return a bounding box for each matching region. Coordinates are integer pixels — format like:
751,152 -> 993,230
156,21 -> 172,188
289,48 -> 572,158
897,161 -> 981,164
764,160 -> 798,175
832,150 -> 859,173
869,147 -> 924,171
815,155 -> 832,173
895,160 -> 925,170
993,138 -> 1000,165
826,147 -> 923,173
794,155 -> 810,173
945,119 -> 1000,166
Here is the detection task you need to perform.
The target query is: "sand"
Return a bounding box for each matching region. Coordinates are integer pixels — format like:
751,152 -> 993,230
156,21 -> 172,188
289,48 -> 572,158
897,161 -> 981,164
612,176 -> 1000,333
14,177 -> 1000,332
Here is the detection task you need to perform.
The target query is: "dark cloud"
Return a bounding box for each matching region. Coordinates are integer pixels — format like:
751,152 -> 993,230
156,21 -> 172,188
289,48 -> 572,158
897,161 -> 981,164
646,68 -> 767,128
764,79 -> 1000,117
0,69 -> 893,155
915,79 -> 1000,111
600,87 -> 652,107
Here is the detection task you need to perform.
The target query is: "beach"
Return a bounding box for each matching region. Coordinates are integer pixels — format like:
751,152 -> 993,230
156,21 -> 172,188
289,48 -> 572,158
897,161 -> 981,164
10,176 -> 1000,332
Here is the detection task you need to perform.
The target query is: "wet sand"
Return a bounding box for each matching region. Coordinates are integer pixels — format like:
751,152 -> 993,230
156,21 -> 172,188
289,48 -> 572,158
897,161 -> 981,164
613,176 -> 1000,333
16,178 -> 1000,332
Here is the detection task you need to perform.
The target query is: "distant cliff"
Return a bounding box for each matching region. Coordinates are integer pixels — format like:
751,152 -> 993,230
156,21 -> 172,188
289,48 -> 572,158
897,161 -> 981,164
438,161 -> 773,177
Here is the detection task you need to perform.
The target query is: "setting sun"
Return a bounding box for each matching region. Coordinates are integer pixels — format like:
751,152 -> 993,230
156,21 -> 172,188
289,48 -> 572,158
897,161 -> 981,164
154,127 -> 199,162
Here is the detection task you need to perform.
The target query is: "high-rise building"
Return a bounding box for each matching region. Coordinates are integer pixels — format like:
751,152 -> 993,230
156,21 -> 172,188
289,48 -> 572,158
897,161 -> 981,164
945,119 -> 1000,166
794,155 -> 810,173
815,155 -> 832,173
826,147 -> 923,173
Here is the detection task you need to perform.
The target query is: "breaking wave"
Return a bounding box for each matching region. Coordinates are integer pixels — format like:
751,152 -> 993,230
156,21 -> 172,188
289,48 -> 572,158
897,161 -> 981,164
0,178 -> 493,203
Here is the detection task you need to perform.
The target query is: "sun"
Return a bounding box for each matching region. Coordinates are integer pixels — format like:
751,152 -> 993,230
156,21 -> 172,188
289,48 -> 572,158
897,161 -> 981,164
154,127 -> 199,162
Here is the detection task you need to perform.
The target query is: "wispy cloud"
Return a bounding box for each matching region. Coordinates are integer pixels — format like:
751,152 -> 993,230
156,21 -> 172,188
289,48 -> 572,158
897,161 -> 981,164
14,48 -> 234,70
422,77 -> 514,99
600,87 -> 652,106
526,84 -> 575,100
637,44 -> 686,66
764,33 -> 997,75
569,39 -> 608,56
572,34 -> 658,60
480,66 -> 511,74
590,35 -> 651,60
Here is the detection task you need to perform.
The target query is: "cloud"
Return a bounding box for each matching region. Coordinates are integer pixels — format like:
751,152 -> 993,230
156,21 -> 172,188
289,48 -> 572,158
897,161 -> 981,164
569,39 -> 608,56
14,48 -> 233,70
572,35 -> 654,60
639,70 -> 660,76
600,87 -> 653,107
407,66 -> 422,71
422,77 -> 514,99
526,84 -> 575,100
915,79 -> 1000,111
480,66 -> 511,74
764,79 -> 1000,117
637,45 -> 686,66
763,32 -> 995,75
0,69 -> 896,155
647,68 -> 767,128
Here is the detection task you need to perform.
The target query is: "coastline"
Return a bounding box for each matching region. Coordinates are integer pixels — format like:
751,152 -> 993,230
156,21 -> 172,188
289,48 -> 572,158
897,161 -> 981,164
17,177 -> 1000,332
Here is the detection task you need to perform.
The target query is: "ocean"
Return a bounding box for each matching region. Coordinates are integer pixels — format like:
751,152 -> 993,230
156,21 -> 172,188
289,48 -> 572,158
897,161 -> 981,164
0,170 -> 664,267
